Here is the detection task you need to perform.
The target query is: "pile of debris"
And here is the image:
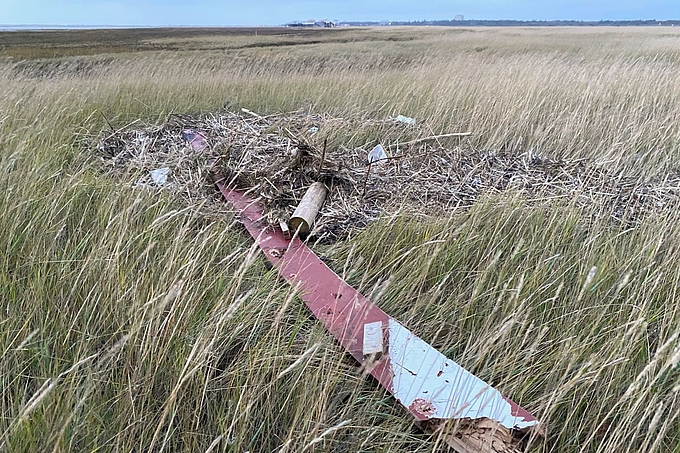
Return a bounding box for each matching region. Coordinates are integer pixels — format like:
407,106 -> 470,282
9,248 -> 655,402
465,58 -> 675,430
99,110 -> 680,241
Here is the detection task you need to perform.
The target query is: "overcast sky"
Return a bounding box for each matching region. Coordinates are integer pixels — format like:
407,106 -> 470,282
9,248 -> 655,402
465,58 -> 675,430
4,0 -> 680,26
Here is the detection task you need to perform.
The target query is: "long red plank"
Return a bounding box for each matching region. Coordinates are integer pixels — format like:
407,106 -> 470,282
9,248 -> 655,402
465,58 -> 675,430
215,181 -> 544,452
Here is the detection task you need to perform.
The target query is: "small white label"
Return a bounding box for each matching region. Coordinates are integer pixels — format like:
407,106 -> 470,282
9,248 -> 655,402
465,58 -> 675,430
363,321 -> 383,355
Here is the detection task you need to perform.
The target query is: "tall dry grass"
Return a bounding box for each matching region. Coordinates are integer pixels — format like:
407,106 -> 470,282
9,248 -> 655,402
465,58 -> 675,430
1,26 -> 680,452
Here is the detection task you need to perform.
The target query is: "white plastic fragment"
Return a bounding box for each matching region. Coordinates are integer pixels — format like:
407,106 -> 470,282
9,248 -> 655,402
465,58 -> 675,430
363,321 -> 383,355
395,114 -> 416,125
149,167 -> 170,186
307,126 -> 319,135
368,144 -> 387,163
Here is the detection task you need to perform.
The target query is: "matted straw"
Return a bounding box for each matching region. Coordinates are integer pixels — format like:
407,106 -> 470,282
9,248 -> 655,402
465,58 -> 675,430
98,110 -> 680,242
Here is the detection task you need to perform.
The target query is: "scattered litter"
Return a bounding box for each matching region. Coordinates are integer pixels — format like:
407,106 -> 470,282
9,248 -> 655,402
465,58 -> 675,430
367,144 -> 388,164
100,110 -> 680,242
307,126 -> 319,135
279,220 -> 291,240
395,114 -> 416,126
181,129 -> 208,152
149,167 -> 170,186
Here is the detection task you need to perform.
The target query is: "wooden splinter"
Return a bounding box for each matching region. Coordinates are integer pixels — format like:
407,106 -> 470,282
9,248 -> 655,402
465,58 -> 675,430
289,182 -> 327,235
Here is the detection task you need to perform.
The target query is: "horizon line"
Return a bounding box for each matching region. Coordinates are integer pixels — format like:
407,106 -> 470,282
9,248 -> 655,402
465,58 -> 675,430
2,18 -> 679,30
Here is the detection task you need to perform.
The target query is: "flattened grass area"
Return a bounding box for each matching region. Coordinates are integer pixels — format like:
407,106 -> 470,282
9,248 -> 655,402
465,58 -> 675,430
1,26 -> 680,452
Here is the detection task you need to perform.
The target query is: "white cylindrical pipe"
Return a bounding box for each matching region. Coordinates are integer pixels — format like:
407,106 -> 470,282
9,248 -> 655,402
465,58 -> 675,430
289,182 -> 327,235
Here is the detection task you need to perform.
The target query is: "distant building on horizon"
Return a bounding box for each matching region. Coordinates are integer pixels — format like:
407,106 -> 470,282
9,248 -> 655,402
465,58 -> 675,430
287,19 -> 336,28
454,15 -> 464,21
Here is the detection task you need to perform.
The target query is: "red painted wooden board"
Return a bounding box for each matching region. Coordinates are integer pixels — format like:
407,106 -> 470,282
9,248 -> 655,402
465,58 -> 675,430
216,181 -> 541,437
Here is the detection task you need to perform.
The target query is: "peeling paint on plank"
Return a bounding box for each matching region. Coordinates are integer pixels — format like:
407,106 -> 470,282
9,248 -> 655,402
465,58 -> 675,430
215,180 -> 544,452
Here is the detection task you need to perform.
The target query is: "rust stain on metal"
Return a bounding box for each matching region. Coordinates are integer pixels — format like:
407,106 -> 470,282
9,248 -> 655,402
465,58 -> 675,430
267,248 -> 285,259
215,180 -> 544,452
410,398 -> 437,417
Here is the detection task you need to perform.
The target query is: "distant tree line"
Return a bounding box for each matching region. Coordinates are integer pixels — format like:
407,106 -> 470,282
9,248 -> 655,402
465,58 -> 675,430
339,20 -> 680,27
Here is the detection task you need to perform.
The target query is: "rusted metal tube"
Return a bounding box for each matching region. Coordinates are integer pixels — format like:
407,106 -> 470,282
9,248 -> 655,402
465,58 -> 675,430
289,182 -> 327,235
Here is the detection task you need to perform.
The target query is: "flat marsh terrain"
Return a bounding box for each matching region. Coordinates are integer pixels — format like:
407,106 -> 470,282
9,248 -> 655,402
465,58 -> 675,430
2,26 -> 680,452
